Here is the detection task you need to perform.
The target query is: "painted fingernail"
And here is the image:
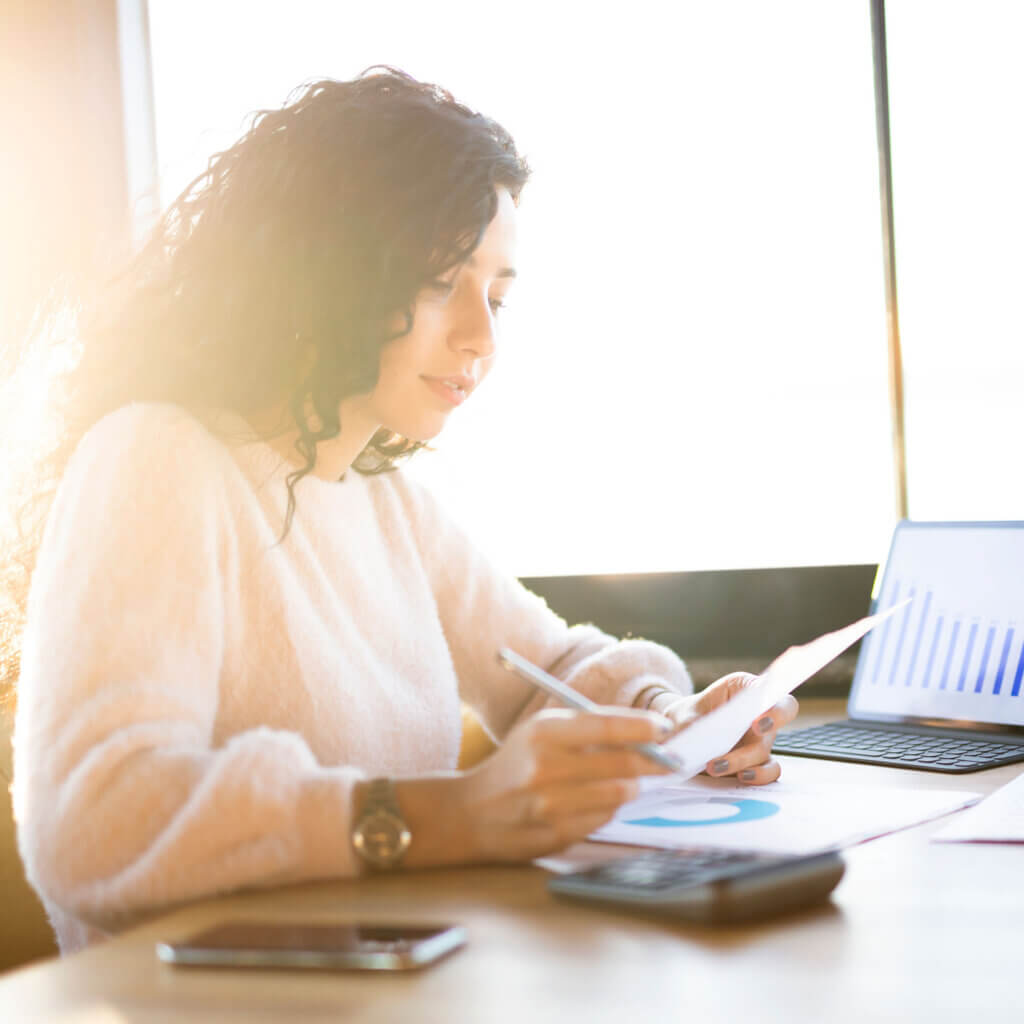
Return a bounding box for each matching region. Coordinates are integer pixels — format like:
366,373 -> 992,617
739,769 -> 756,782
757,716 -> 774,734
711,758 -> 730,774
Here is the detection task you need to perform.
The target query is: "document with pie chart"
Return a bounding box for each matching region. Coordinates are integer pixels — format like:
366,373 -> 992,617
590,776 -> 980,855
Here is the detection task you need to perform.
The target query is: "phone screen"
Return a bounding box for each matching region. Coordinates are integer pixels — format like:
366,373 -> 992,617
157,921 -> 466,970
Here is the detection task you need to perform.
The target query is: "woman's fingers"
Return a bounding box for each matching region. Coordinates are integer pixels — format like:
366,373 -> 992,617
696,692 -> 800,784
678,673 -> 802,785
749,694 -> 800,736
735,757 -> 782,786
524,709 -> 676,785
705,755 -> 783,786
462,707 -> 678,864
690,675 -> 799,736
488,708 -> 671,799
727,693 -> 800,753
704,735 -> 772,778
524,777 -> 639,822
691,672 -> 758,715
704,702 -> 796,781
530,742 -> 673,786
530,707 -> 670,749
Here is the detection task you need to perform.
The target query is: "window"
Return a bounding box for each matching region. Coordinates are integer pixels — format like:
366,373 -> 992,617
885,0 -> 1024,521
148,0 -> 894,575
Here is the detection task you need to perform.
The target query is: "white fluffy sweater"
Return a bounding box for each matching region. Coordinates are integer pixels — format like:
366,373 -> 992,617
12,403 -> 692,953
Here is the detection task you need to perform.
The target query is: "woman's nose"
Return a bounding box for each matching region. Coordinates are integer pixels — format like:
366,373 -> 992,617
448,292 -> 496,360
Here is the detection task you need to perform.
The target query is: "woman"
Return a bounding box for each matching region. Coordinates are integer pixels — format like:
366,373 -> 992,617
7,68 -> 796,953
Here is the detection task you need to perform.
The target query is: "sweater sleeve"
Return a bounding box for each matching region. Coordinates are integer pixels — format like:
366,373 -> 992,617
392,472 -> 694,742
12,405 -> 361,936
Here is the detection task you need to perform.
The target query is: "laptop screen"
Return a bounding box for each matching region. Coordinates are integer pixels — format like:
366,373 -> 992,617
848,521 -> 1024,734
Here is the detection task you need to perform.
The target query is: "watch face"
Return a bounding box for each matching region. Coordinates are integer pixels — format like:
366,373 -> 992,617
353,809 -> 412,868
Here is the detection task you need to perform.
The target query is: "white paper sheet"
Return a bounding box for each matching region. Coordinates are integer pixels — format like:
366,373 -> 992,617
930,769 -> 1024,843
587,775 -> 979,856
659,600 -> 911,779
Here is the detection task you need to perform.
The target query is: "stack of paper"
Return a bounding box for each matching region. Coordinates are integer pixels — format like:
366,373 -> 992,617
931,770 -> 1024,843
589,776 -> 980,856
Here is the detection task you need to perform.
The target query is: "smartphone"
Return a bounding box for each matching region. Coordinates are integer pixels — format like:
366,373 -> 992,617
156,921 -> 466,971
548,848 -> 845,924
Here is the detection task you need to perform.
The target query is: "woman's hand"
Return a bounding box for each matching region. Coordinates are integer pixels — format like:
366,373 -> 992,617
660,673 -> 799,785
396,707 -> 672,868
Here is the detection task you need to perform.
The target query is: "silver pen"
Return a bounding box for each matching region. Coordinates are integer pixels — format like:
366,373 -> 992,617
496,647 -> 683,774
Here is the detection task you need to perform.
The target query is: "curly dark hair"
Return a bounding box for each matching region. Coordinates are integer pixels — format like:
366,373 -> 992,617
0,66 -> 530,702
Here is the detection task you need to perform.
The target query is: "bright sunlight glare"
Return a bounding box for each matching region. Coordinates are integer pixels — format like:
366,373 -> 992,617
147,0 -> 897,576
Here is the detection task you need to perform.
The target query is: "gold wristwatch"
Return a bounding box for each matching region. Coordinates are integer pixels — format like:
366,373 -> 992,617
351,778 -> 412,869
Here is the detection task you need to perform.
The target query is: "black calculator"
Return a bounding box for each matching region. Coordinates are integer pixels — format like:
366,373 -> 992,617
548,847 -> 845,924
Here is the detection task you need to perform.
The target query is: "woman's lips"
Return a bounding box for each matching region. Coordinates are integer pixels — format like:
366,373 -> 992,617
421,375 -> 473,407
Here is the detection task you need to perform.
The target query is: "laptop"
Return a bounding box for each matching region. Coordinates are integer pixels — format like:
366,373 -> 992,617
773,521 -> 1024,773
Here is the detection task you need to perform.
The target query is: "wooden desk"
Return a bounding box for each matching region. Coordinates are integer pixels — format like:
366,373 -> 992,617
1,701 -> 1021,1023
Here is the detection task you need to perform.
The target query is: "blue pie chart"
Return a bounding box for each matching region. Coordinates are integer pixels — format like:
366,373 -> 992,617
624,796 -> 780,828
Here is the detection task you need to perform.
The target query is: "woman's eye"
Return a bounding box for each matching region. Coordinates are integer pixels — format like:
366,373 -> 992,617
488,297 -> 506,315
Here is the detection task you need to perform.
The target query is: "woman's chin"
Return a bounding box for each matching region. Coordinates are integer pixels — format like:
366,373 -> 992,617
397,416 -> 449,444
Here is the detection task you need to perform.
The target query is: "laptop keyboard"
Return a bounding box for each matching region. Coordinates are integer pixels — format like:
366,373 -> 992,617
773,722 -> 1024,773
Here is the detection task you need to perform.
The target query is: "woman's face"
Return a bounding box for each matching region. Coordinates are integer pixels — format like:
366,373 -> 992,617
350,187 -> 519,443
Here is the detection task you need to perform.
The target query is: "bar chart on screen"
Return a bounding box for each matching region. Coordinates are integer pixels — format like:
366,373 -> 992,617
851,524 -> 1024,727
